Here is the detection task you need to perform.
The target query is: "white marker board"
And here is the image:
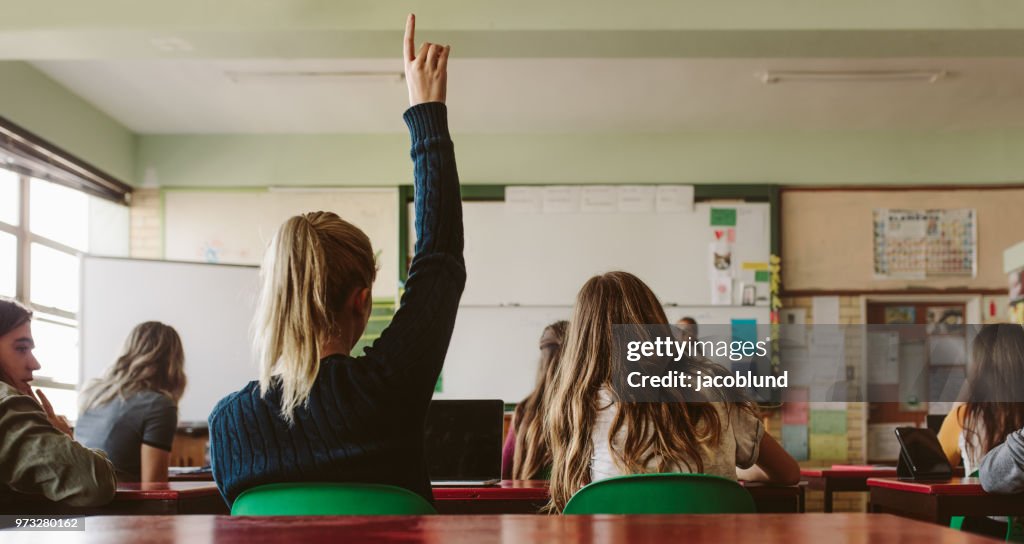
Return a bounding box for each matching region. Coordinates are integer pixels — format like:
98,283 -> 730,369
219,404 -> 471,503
80,256 -> 260,425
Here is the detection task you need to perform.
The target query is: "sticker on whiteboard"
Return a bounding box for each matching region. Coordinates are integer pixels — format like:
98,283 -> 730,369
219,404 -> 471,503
710,208 -> 737,227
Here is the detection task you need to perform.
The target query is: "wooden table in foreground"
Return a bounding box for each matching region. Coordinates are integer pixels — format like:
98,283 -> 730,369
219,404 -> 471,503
434,480 -> 805,514
801,465 -> 898,512
0,482 -> 227,516
868,477 -> 1024,525
0,514 -> 999,543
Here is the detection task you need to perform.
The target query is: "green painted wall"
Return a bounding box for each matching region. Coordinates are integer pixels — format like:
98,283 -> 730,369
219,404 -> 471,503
0,62 -> 135,182
138,129 -> 1024,187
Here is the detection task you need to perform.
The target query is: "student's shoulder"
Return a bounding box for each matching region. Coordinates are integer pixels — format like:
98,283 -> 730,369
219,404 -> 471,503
208,380 -> 261,426
0,381 -> 39,411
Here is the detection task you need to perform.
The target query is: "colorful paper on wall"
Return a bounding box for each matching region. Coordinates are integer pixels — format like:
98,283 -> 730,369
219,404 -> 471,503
782,388 -> 809,424
731,319 -> 758,345
782,425 -> 809,461
710,208 -> 737,226
754,270 -> 770,282
810,409 -> 847,435
810,434 -> 848,461
434,373 -> 443,393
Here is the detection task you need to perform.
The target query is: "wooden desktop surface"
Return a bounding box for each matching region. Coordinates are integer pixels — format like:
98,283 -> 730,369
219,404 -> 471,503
868,477 -> 1024,524
0,514 -> 998,544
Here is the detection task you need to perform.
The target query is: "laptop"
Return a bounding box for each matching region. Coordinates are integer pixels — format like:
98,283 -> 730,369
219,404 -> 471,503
425,400 -> 503,486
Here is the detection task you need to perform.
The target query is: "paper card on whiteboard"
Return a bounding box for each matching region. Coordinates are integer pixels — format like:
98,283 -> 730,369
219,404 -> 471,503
655,185 -> 694,213
711,276 -> 732,305
617,186 -> 656,213
505,186 -> 543,213
542,186 -> 581,213
579,186 -> 619,213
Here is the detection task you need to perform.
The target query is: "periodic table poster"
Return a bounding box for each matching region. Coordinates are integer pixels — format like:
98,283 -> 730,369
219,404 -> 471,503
872,209 -> 977,279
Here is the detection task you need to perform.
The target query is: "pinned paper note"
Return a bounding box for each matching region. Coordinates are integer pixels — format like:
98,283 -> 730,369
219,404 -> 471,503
655,185 -> 694,213
710,208 -> 737,227
504,186 -> 543,213
542,186 -> 581,213
618,186 -> 656,213
711,276 -> 732,305
742,262 -> 770,271
579,186 -> 618,213
755,270 -> 770,282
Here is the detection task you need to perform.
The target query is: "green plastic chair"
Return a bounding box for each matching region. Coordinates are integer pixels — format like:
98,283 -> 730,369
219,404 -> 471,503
950,471 -> 1023,542
562,473 -> 756,515
231,482 -> 437,516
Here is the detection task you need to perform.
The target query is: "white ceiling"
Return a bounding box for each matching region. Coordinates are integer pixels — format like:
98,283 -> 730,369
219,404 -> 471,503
30,58 -> 1024,133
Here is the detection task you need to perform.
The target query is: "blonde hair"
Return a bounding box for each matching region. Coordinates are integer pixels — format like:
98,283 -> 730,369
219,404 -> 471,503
545,271 -> 753,513
80,321 -> 186,411
512,320 -> 569,480
254,211 -> 377,424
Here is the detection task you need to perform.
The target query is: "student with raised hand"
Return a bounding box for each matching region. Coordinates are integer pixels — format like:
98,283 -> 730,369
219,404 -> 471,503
544,272 -> 799,513
501,320 -> 568,480
0,298 -> 117,506
938,324 -> 1024,474
75,322 -> 187,483
208,14 -> 463,507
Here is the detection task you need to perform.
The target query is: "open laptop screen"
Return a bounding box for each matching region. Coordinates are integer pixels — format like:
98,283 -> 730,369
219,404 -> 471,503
424,400 -> 503,482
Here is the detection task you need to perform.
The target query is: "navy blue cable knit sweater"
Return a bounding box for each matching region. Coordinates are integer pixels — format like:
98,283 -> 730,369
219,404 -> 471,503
208,102 -> 465,506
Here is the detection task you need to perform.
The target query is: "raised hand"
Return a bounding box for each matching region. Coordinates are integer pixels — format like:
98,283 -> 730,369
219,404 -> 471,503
403,14 -> 450,106
35,388 -> 73,437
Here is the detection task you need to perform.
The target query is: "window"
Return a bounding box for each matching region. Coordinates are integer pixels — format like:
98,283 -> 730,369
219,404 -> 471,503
1,167 -> 129,420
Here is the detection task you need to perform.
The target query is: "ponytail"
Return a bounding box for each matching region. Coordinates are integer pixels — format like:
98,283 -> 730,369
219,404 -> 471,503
254,212 -> 376,423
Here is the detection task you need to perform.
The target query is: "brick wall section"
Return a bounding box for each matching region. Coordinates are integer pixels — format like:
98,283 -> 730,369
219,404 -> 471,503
773,295 -> 868,513
130,188 -> 162,258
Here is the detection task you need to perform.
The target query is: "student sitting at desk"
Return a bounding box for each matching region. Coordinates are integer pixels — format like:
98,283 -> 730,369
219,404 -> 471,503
938,324 -> 1024,474
0,298 -> 116,506
502,320 -> 568,480
208,14 -> 464,507
544,272 -> 800,513
75,322 -> 187,483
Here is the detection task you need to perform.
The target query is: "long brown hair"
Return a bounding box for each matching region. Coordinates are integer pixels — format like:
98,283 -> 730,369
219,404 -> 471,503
80,321 -> 187,411
545,271 -> 751,512
512,320 -> 569,480
962,323 -> 1024,462
254,211 -> 377,423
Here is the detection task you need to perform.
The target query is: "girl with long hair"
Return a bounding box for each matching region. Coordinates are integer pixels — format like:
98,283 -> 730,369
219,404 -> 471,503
76,321 -> 187,482
545,272 -> 799,512
502,320 -> 569,480
0,297 -> 116,506
938,324 -> 1024,473
208,14 -> 464,507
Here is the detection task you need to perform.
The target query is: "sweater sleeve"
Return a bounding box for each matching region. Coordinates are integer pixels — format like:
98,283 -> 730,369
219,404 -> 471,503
979,428 -> 1024,494
353,102 -> 465,390
0,393 -> 117,507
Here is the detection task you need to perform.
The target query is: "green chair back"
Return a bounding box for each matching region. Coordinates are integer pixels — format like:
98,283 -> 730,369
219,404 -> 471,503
562,473 -> 756,515
231,482 -> 437,516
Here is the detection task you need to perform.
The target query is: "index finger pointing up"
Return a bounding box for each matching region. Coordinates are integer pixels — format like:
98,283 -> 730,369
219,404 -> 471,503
404,13 -> 416,63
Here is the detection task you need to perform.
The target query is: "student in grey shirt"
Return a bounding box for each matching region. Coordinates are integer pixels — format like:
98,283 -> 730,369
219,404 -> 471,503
75,322 -> 187,483
980,427 -> 1024,494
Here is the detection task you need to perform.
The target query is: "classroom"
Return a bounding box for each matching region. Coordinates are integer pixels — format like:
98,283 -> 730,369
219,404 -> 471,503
3,1 -> 1024,542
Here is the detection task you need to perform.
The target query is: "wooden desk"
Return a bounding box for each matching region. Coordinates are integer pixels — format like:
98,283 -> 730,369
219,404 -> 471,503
168,467 -> 214,482
868,477 -> 1024,525
801,465 -> 898,512
0,514 -> 997,543
433,480 -> 805,514
0,482 -> 228,516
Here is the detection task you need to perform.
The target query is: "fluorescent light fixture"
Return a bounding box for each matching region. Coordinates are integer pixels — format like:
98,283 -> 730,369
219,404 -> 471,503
758,69 -> 949,84
225,71 -> 405,84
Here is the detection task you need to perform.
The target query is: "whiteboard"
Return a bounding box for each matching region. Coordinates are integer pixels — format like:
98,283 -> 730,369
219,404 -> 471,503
165,188 -> 399,298
435,305 -> 770,402
411,200 -> 771,306
80,257 -> 260,425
